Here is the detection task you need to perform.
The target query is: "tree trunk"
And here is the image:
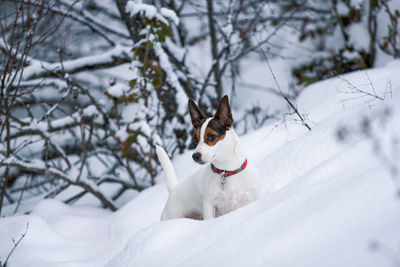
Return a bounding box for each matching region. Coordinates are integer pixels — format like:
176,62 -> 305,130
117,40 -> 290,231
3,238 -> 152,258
206,0 -> 223,103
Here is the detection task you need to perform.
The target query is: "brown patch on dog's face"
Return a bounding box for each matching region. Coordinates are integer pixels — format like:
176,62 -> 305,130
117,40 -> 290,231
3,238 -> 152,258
204,119 -> 226,146
193,128 -> 201,146
192,118 -> 227,147
192,118 -> 206,146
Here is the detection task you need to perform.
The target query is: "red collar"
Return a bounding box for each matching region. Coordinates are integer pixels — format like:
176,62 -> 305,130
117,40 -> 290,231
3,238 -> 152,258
211,159 -> 248,177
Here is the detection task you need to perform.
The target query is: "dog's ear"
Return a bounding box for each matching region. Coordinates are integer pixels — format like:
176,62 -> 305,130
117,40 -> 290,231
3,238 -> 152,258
214,95 -> 233,129
188,99 -> 205,128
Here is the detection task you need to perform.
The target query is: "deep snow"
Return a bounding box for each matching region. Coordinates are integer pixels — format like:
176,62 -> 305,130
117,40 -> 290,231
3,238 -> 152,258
1,60 -> 400,266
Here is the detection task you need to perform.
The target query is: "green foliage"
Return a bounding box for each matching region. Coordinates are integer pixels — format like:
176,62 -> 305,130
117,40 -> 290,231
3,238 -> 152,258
118,11 -> 174,161
131,17 -> 172,91
129,79 -> 137,88
104,90 -> 139,105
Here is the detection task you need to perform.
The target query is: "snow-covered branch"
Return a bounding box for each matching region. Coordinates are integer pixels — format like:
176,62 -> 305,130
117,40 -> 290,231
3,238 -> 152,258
0,155 -> 117,211
23,45 -> 132,80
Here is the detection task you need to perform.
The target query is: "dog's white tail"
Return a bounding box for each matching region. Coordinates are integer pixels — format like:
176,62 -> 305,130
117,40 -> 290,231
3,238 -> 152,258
155,145 -> 178,193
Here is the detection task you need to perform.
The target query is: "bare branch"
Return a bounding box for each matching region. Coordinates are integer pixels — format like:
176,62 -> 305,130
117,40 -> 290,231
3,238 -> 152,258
252,31 -> 311,131
3,223 -> 29,267
22,45 -> 131,80
1,156 -> 117,211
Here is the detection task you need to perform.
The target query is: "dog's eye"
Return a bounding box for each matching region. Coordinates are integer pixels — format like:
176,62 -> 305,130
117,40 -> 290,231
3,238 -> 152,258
207,134 -> 217,142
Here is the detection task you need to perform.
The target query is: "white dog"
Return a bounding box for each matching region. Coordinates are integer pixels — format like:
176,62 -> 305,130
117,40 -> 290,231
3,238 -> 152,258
156,95 -> 261,220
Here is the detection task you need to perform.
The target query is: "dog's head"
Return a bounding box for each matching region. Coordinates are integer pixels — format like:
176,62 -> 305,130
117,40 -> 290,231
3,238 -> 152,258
188,95 -> 234,164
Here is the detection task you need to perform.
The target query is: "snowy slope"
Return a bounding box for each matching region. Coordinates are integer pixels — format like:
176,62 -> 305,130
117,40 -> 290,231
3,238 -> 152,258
1,60 -> 400,266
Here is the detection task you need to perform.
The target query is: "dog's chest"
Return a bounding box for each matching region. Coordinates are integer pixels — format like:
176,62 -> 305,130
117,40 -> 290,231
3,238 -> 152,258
208,174 -> 257,216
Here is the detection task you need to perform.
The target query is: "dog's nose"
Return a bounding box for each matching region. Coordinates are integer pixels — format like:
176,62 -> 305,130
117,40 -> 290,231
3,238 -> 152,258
192,152 -> 201,163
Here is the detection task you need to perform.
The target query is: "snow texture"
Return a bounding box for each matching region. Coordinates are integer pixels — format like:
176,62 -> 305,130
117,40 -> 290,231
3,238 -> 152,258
160,8 -> 180,25
106,83 -> 130,98
126,1 -> 179,26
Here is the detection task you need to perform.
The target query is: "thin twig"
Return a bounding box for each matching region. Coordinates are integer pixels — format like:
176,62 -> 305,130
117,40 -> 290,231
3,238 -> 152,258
12,176 -> 29,215
335,71 -> 384,101
3,223 -> 29,267
252,31 -> 311,131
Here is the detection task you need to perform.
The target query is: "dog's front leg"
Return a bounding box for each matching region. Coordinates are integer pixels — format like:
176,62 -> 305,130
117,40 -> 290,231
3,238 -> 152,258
203,199 -> 215,220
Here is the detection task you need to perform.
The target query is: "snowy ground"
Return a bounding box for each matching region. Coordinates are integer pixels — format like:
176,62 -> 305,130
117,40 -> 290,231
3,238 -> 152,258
1,60 -> 400,266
